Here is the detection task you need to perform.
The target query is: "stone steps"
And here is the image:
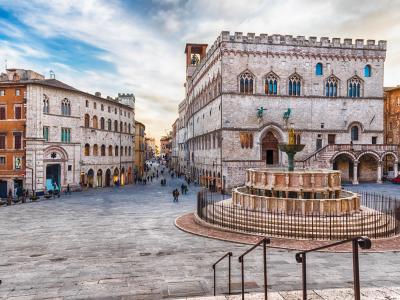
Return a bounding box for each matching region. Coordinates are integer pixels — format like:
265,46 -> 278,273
202,204 -> 397,239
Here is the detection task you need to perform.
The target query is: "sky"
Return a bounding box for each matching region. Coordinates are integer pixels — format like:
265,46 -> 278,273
0,0 -> 399,142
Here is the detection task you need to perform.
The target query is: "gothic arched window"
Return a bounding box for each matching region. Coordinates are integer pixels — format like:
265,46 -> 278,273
325,75 -> 339,97
288,73 -> 301,96
316,63 -> 323,76
108,119 -> 112,131
101,144 -> 106,156
84,144 -> 90,156
115,145 -> 119,156
43,95 -> 49,114
264,72 -> 279,95
100,117 -> 105,130
108,145 -> 113,156
239,71 -> 254,94
92,115 -> 98,129
61,98 -> 71,116
93,144 -> 98,156
364,65 -> 371,77
348,76 -> 362,98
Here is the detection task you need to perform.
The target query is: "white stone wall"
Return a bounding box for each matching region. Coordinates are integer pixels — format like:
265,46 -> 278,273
25,83 -> 135,193
179,32 -> 387,190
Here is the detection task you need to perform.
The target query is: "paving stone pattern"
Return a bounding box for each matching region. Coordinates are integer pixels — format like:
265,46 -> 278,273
0,166 -> 399,299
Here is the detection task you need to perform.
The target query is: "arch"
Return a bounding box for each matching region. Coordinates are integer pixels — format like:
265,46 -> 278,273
288,72 -> 302,96
264,71 -> 279,95
347,75 -> 363,98
238,70 -> 255,94
121,167 -> 126,185
330,151 -> 357,163
84,144 -> 90,156
364,64 -> 371,77
115,145 -> 119,156
325,75 -> 339,97
93,115 -> 98,129
96,169 -> 103,187
44,145 -> 69,161
61,98 -> 71,116
315,63 -> 323,76
114,120 -> 118,132
347,121 -> 364,132
105,169 -> 111,187
100,117 -> 105,130
357,151 -> 380,162
113,168 -> 119,184
87,169 -> 94,188
259,123 -> 285,143
357,152 -> 380,182
332,152 -> 356,183
43,94 -> 49,113
101,144 -> 106,156
108,119 -> 112,131
381,151 -> 399,163
84,114 -> 90,128
108,145 -> 113,156
93,144 -> 98,156
120,121 -> 123,132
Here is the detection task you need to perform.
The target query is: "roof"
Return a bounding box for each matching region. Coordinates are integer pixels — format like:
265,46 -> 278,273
184,43 -> 208,54
0,78 -> 132,109
384,86 -> 400,92
135,121 -> 145,128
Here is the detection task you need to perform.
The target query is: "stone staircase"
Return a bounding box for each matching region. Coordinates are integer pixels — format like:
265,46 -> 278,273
202,202 -> 397,240
295,145 -> 336,169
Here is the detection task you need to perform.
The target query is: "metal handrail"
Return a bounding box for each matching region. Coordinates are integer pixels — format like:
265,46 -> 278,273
295,236 -> 372,300
238,237 -> 271,300
212,251 -> 232,296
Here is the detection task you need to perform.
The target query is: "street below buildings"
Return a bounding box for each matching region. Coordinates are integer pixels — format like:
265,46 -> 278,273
0,164 -> 399,299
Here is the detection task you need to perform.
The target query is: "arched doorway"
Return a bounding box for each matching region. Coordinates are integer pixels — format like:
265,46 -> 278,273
87,169 -> 94,188
382,152 -> 399,179
105,169 -> 111,187
128,167 -> 132,184
113,168 -> 119,184
46,164 -> 61,191
261,131 -> 279,165
332,153 -> 355,183
358,153 -> 379,182
97,169 -> 103,187
121,167 -> 125,186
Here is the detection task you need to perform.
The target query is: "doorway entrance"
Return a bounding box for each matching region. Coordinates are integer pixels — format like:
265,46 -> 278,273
261,131 -> 279,165
46,164 -> 61,191
0,180 -> 7,198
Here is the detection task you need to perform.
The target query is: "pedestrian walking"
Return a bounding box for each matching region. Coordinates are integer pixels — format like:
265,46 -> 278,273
66,184 -> 71,195
181,184 -> 185,195
175,189 -> 180,202
172,189 -> 177,202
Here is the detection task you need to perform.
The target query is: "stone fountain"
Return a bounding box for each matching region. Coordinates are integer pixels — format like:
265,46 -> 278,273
278,128 -> 304,171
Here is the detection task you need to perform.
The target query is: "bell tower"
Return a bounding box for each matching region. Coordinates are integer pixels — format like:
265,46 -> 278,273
184,43 -> 208,80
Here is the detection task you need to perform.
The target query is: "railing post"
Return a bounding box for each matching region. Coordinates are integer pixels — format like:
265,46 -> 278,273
263,239 -> 267,300
352,239 -> 361,300
302,253 -> 307,300
213,265 -> 216,296
296,253 -> 307,300
228,252 -> 232,295
241,257 -> 245,300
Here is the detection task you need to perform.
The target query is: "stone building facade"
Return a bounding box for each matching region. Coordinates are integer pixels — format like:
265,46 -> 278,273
134,121 -> 145,177
176,32 -> 398,191
1,69 -> 135,195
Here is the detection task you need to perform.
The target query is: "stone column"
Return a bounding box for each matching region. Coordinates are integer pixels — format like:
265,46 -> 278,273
394,162 -> 399,178
377,161 -> 382,184
352,161 -> 359,185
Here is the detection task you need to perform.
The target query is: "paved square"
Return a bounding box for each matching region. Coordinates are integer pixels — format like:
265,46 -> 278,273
0,169 -> 399,299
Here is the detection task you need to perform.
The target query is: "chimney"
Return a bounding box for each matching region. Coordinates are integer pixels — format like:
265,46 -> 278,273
95,92 -> 101,97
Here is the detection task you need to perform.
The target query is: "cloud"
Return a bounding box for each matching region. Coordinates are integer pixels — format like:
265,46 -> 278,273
0,0 -> 399,142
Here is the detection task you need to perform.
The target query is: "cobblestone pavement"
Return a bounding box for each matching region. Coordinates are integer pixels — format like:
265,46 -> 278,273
0,168 -> 399,299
